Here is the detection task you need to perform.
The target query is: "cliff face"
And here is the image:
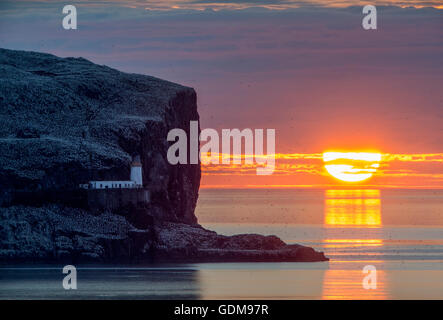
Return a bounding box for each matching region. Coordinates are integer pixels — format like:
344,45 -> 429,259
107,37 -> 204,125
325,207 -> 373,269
0,48 -> 327,263
0,48 -> 199,225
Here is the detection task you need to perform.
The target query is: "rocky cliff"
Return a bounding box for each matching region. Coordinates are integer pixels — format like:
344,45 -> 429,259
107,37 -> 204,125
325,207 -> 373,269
0,48 -> 199,225
0,48 -> 327,263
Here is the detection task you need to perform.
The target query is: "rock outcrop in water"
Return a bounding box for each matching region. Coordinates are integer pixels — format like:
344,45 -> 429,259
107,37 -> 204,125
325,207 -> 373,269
0,48 -> 328,263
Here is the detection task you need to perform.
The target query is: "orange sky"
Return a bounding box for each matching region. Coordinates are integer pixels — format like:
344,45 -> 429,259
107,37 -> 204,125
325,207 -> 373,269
201,152 -> 443,188
1,1 -> 441,190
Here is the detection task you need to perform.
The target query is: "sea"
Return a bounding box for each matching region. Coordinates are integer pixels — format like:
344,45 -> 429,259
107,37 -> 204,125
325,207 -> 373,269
1,188 -> 442,299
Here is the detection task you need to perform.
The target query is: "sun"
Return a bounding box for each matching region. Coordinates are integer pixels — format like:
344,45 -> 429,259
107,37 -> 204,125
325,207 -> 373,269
323,152 -> 382,182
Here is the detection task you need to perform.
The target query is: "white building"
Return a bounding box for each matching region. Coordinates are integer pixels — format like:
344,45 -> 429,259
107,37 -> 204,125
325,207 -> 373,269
80,156 -> 143,189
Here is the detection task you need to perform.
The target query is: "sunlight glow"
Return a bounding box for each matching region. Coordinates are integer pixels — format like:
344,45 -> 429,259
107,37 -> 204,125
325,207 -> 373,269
323,152 -> 382,182
324,189 -> 382,227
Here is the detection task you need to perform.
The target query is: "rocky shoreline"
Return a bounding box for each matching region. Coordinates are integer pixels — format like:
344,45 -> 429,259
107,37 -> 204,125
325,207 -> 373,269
0,206 -> 328,263
154,222 -> 329,263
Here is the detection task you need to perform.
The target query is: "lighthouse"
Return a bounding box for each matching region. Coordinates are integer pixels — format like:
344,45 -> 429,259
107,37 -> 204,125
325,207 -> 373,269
81,155 -> 144,189
130,155 -> 143,187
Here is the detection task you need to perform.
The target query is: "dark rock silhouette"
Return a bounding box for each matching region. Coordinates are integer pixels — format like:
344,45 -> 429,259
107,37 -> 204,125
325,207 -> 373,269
0,48 -> 199,224
0,48 -> 328,263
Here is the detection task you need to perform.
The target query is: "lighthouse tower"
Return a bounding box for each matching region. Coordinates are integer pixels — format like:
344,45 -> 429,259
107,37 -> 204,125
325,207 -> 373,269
130,155 -> 143,187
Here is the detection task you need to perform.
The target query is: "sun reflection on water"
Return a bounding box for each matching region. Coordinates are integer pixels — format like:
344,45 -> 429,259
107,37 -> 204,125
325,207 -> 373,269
322,189 -> 388,299
324,189 -> 381,227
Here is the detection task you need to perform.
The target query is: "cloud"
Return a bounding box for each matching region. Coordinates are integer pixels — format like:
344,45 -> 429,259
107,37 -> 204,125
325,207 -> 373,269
0,2 -> 441,159
201,152 -> 443,187
2,0 -> 443,12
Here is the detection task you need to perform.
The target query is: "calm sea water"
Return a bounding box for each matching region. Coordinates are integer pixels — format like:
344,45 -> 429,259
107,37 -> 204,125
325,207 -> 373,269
1,189 -> 442,299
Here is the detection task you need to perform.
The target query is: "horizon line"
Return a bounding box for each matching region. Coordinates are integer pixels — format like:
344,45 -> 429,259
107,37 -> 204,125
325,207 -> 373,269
199,184 -> 443,190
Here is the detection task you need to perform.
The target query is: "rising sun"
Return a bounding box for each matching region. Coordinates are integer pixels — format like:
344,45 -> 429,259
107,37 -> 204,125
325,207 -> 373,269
323,151 -> 382,182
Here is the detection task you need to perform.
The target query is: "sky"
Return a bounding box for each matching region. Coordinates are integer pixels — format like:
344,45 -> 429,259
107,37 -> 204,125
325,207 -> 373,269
0,0 -> 442,188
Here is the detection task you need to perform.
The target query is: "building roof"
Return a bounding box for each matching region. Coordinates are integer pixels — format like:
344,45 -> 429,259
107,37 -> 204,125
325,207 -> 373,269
131,155 -> 142,167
